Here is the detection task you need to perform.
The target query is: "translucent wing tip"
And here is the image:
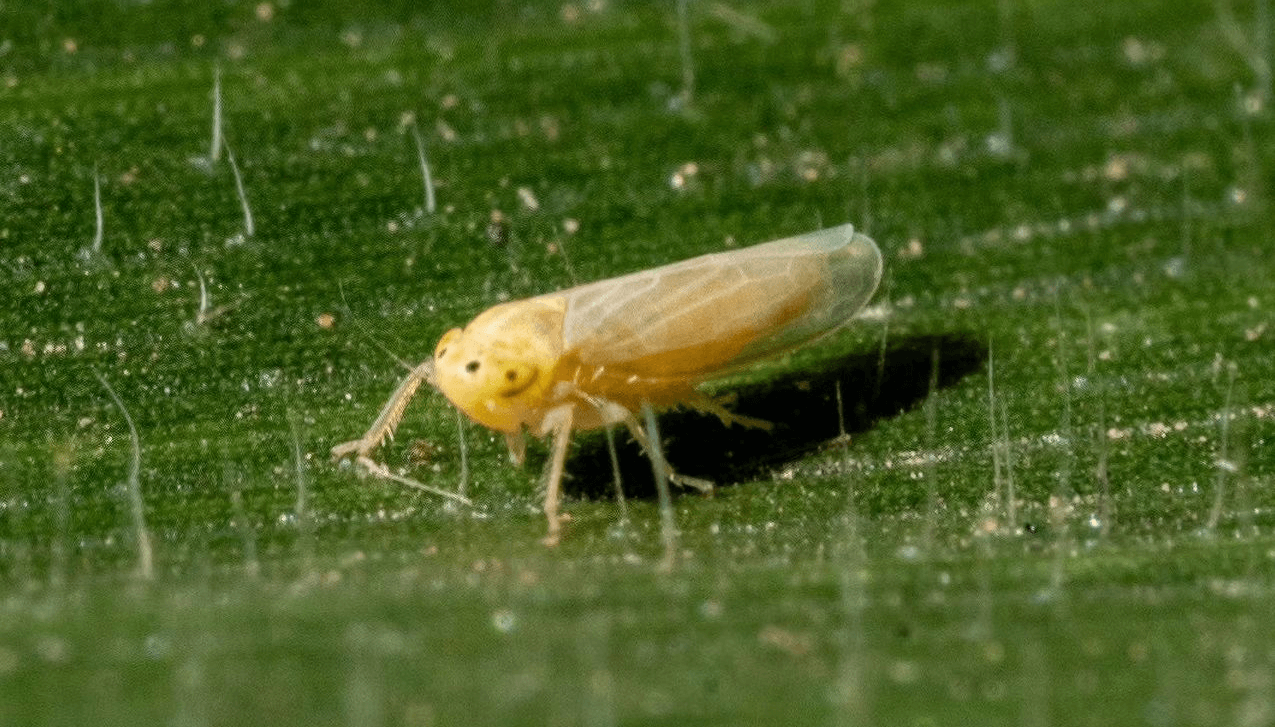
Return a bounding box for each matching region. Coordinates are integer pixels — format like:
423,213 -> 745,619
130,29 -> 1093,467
796,222 -> 884,295
846,225 -> 884,295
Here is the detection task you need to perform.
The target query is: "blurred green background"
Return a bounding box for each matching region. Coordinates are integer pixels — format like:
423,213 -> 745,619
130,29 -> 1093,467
1,0 -> 1273,724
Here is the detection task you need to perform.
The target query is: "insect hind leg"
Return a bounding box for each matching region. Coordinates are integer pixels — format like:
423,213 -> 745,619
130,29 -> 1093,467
689,392 -> 773,431
620,408 -> 713,494
572,389 -> 712,493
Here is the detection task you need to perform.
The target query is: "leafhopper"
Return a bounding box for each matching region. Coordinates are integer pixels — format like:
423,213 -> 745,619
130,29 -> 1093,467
333,223 -> 883,544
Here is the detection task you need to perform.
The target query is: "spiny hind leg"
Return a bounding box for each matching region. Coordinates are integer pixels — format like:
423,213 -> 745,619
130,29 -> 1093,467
331,359 -> 436,465
571,389 -> 713,493
689,392 -> 773,431
619,408 -> 714,494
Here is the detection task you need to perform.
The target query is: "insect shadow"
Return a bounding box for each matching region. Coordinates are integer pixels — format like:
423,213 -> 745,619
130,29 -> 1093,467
562,331 -> 987,499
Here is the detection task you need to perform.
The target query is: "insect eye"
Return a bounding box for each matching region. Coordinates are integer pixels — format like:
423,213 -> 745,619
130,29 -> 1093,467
434,328 -> 463,361
465,360 -> 481,373
495,363 -> 537,396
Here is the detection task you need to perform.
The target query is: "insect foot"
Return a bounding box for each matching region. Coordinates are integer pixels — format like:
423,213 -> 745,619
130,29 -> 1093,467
670,472 -> 714,493
330,438 -> 472,506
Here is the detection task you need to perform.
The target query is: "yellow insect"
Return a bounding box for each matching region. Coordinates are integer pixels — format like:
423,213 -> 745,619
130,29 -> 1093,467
332,222 -> 883,544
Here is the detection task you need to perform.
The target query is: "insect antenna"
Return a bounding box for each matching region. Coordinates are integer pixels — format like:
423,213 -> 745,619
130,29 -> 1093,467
337,280 -> 420,374
554,221 -> 580,285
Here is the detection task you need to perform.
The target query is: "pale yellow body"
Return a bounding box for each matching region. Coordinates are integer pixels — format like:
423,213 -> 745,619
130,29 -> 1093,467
333,222 -> 883,544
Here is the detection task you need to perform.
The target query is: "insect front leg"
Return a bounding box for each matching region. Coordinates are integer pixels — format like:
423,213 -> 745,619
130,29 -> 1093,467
505,430 -> 527,466
331,359 -> 436,464
539,406 -> 575,547
329,360 -> 469,505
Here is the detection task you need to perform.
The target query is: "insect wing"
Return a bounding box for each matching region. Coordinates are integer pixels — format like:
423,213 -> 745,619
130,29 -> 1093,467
559,223 -> 882,380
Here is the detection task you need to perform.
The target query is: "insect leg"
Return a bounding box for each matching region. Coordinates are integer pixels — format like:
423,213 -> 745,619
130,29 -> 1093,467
541,405 -> 575,547
504,430 -> 527,466
619,408 -> 714,494
688,392 -> 773,431
328,360 -> 471,504
570,386 -> 712,492
331,359 -> 436,463
642,402 -> 678,570
602,425 -> 630,524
